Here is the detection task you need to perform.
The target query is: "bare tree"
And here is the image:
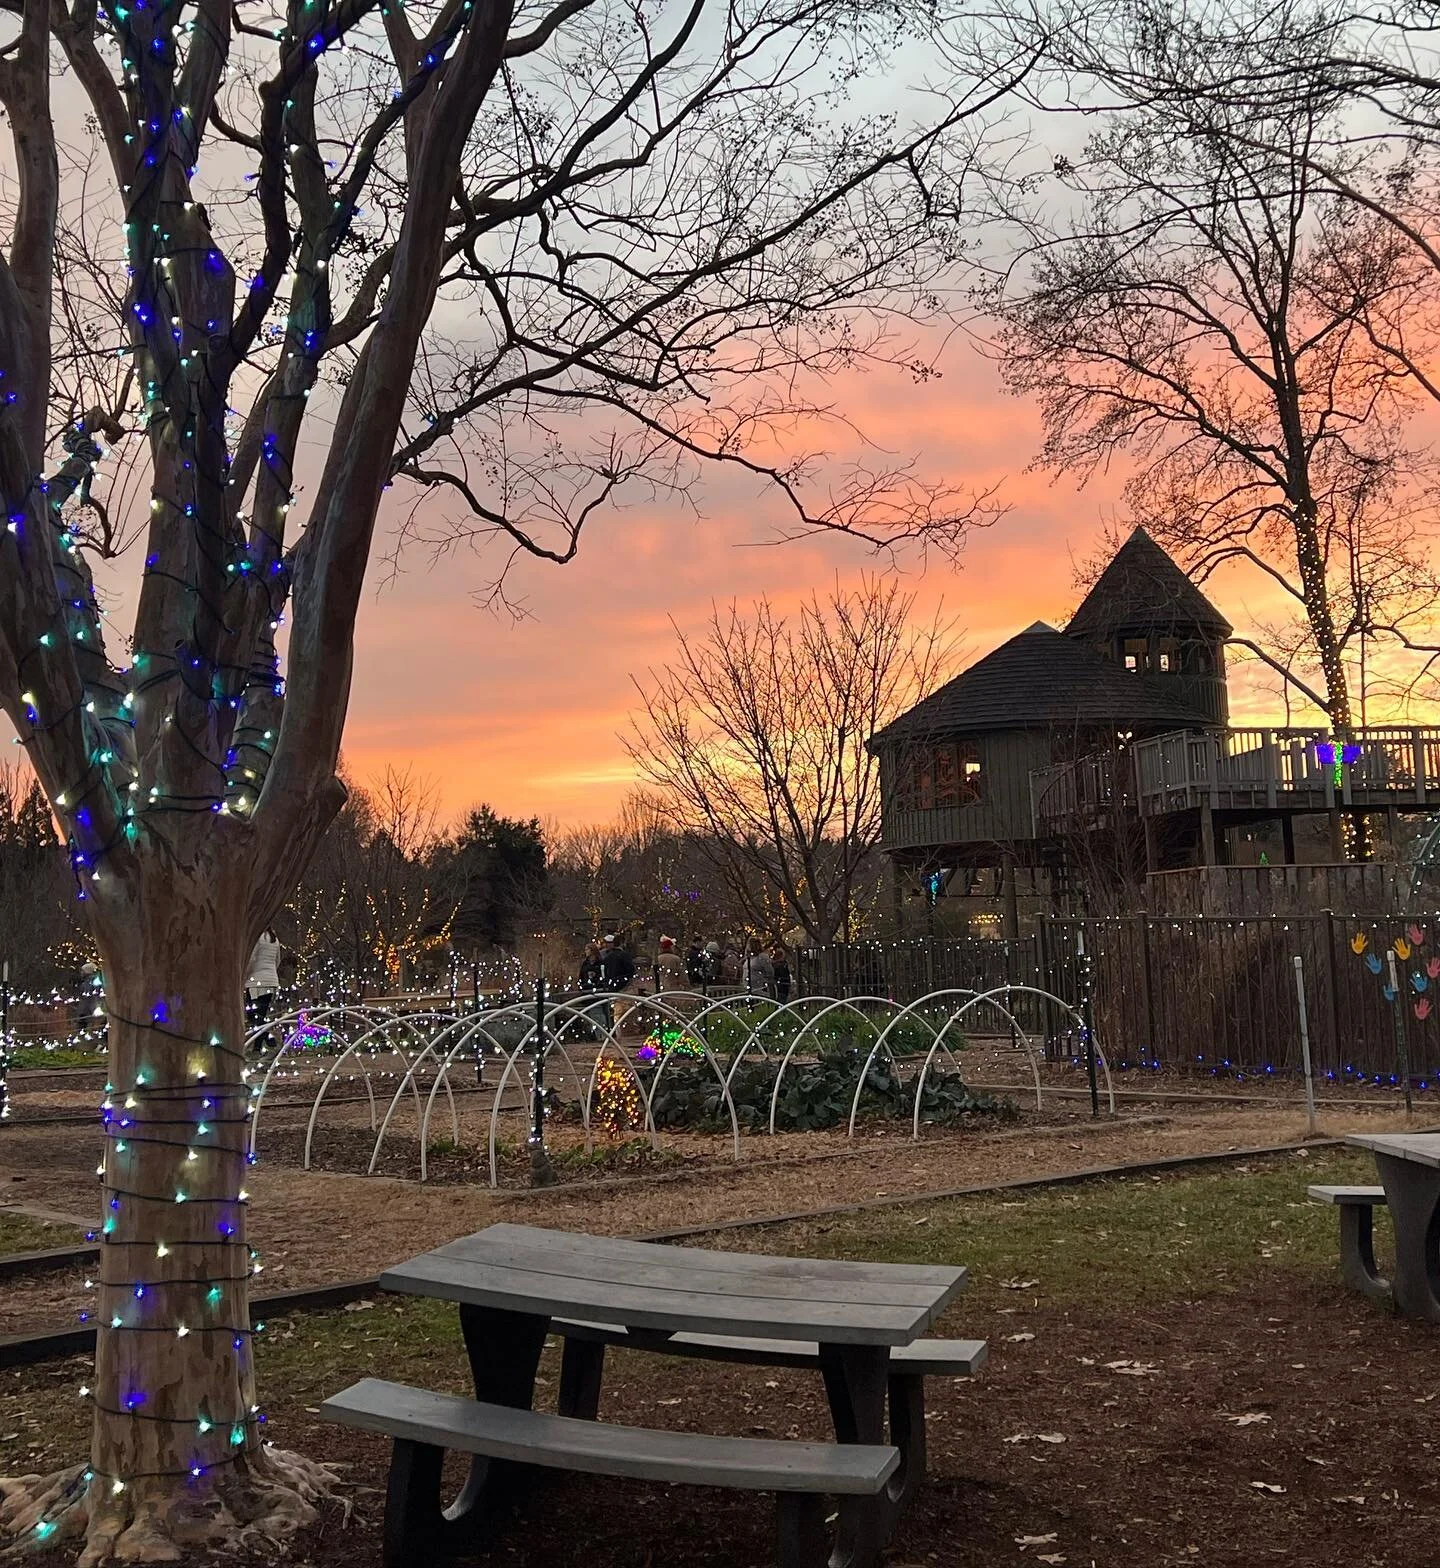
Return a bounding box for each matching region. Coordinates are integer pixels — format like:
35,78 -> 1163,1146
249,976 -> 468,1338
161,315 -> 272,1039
548,786 -> 752,939
976,0 -> 1440,713
0,0 -> 1027,1553
288,766 -> 454,993
979,69 -> 1440,737
0,761 -> 80,989
628,577 -> 955,943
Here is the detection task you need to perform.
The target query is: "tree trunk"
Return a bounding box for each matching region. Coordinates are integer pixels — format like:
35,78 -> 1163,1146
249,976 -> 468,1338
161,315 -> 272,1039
1293,509 -> 1371,860
1,834 -> 332,1561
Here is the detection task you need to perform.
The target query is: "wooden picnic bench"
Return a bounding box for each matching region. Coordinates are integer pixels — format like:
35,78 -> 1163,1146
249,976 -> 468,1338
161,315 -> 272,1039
1338,1134 -> 1440,1321
320,1222 -> 974,1568
553,1318 -> 987,1496
323,1378 -> 897,1568
1306,1185 -> 1390,1303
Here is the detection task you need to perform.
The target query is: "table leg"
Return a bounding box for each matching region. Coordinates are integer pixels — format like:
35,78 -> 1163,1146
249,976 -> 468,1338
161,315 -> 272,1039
886,1371 -> 927,1508
818,1343 -> 896,1568
558,1336 -> 606,1419
425,1304 -> 551,1551
1374,1156 -> 1440,1322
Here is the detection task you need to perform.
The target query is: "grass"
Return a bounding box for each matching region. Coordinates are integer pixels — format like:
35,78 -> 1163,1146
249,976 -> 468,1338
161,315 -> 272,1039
9,1046 -> 106,1069
0,1148 -> 1392,1470
223,1147 -> 1388,1414
714,1146 -> 1386,1310
0,1211 -> 86,1256
249,1146 -> 1388,1400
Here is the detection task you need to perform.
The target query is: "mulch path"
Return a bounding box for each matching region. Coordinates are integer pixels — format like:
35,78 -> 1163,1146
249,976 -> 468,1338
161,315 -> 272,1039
258,1271 -> 1439,1568
1,1099 -> 1425,1337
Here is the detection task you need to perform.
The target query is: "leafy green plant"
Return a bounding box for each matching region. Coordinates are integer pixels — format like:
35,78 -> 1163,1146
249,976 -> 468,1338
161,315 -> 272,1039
633,1046 -> 1013,1133
673,1002 -> 966,1062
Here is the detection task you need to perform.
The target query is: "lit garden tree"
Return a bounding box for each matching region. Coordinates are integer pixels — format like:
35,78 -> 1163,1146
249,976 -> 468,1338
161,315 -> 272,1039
0,0 -> 1023,1557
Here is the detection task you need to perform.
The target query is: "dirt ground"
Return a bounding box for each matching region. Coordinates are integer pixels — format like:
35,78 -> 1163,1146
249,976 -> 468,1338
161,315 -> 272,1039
281,1276 -> 1439,1568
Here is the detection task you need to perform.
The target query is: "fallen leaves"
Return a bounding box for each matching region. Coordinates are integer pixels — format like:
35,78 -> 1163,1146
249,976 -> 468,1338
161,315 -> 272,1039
1227,1412 -> 1271,1426
1004,1432 -> 1067,1445
1014,1533 -> 1058,1550
1001,1277 -> 1042,1290
1249,1481 -> 1286,1494
1105,1360 -> 1160,1377
1006,1332 -> 1037,1343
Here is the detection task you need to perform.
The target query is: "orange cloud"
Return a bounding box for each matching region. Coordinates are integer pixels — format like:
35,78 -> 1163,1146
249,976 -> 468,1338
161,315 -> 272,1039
338,336 -> 1396,825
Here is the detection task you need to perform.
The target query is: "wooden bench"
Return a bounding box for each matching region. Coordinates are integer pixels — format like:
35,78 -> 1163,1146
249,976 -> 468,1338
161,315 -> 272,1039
553,1319 -> 986,1498
1307,1185 -> 1391,1302
322,1376 -> 897,1568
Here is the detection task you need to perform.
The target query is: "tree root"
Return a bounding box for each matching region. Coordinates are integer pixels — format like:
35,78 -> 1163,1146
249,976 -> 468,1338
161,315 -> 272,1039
1,1447 -> 342,1564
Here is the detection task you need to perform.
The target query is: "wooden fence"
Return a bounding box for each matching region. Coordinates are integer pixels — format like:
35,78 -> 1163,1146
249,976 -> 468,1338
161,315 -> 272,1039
797,913 -> 1440,1081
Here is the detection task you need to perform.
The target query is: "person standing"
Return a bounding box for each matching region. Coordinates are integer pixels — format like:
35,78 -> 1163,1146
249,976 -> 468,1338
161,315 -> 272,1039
599,933 -> 635,990
742,938 -> 774,998
246,928 -> 282,1051
654,935 -> 685,992
770,944 -> 792,1004
76,958 -> 105,1043
684,939 -> 707,988
598,934 -> 634,1031
577,942 -> 604,1038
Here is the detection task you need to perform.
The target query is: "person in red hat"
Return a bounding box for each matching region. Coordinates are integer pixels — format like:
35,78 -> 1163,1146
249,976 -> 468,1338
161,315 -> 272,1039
654,935 -> 685,992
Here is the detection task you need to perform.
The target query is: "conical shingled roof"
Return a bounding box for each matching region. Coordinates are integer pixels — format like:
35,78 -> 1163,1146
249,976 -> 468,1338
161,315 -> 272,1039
871,622 -> 1210,745
1066,527 -> 1232,641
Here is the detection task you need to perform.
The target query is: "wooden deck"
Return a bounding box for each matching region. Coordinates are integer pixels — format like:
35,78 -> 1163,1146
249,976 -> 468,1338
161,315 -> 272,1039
1033,726 -> 1440,832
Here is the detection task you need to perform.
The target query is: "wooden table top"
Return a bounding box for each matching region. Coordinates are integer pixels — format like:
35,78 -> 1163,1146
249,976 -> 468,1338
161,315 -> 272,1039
380,1223 -> 967,1346
1346,1132 -> 1440,1169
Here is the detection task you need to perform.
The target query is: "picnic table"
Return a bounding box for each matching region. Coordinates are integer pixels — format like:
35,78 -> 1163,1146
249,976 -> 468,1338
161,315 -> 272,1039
366,1222 -> 968,1566
1344,1132 -> 1440,1321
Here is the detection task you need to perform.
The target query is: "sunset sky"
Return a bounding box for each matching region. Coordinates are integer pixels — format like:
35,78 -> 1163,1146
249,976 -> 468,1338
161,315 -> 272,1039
336,333 -> 1308,829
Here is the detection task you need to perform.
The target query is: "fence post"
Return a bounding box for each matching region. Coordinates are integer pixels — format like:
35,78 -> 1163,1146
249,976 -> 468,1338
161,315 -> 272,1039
1035,915 -> 1053,1057
1003,940 -> 1019,1052
1139,915 -> 1156,1063
1384,947 -> 1415,1122
1293,954 -> 1318,1137
1077,928 -> 1100,1119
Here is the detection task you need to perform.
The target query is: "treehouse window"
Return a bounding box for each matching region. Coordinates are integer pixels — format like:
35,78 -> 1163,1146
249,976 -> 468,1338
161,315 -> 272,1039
1157,638 -> 1178,673
1123,637 -> 1149,672
903,743 -> 982,809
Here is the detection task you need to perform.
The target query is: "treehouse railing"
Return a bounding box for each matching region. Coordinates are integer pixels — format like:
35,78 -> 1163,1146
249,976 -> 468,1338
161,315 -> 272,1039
1033,725 -> 1440,831
1133,726 -> 1440,815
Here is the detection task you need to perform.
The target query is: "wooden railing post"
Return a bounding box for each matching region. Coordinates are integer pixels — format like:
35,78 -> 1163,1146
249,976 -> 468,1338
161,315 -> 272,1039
1414,727 -> 1426,805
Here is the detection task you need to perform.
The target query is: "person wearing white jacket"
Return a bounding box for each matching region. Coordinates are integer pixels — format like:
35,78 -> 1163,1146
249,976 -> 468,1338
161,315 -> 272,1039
245,928 -> 282,1050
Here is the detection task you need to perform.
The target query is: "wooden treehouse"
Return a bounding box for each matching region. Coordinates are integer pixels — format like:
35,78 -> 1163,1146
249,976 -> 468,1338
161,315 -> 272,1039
872,528 -> 1440,930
